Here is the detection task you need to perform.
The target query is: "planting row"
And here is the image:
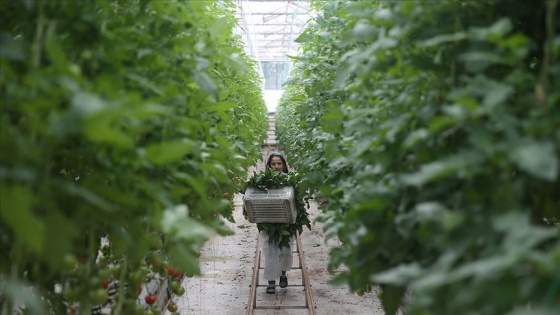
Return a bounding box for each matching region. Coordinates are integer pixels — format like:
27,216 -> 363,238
0,1 -> 267,314
277,1 -> 560,314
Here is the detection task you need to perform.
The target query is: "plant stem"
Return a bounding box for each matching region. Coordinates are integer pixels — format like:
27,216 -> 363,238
537,0 -> 558,106
112,256 -> 128,315
33,1 -> 45,68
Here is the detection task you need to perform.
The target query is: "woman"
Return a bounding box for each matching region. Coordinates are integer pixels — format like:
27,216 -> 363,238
261,152 -> 292,294
267,152 -> 289,174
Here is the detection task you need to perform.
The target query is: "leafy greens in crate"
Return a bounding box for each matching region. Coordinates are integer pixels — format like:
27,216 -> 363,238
242,169 -> 311,249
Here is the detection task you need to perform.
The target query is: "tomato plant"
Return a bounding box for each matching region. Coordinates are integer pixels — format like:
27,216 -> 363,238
277,0 -> 560,314
0,0 -> 267,314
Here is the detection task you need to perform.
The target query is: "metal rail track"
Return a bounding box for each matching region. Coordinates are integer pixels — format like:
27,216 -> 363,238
246,231 -> 316,315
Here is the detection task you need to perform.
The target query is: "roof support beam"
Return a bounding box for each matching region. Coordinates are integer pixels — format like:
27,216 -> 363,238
236,0 -> 312,62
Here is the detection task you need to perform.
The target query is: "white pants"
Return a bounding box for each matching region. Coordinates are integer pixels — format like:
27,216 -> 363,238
259,231 -> 294,281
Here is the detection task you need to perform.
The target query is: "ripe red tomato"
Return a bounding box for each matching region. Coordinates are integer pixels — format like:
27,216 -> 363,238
145,294 -> 157,305
102,280 -> 110,289
167,266 -> 175,277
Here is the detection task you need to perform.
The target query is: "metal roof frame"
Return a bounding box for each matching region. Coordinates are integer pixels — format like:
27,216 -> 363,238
235,0 -> 313,63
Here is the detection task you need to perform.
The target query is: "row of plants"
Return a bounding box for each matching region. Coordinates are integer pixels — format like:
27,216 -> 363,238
276,0 -> 559,314
0,0 -> 267,314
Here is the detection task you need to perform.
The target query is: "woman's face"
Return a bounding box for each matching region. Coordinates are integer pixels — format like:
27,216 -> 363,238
270,156 -> 284,173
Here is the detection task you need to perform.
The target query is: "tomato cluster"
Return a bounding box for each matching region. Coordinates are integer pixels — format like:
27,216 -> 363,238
62,236 -> 189,315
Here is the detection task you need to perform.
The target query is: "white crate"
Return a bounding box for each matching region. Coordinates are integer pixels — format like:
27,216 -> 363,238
242,186 -> 297,224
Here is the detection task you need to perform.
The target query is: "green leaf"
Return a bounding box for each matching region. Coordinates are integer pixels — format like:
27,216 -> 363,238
400,151 -> 484,186
176,172 -> 207,198
452,255 -> 517,281
198,163 -> 227,178
210,101 -> 235,113
109,225 -> 132,258
460,51 -> 508,67
380,285 -> 406,315
84,115 -> 133,148
167,242 -> 200,277
483,80 -> 513,108
208,18 -> 230,40
44,211 -> 80,268
373,264 -> 422,286
193,72 -> 218,98
126,73 -> 163,96
351,20 -> 376,42
71,91 -> 106,116
320,106 -> 344,133
418,31 -> 467,47
0,32 -> 27,60
509,306 -> 560,315
161,205 -> 215,241
145,139 -> 197,165
442,211 -> 465,232
414,202 -> 447,221
428,116 -> 458,133
44,22 -> 68,71
295,31 -> 314,43
60,180 -> 116,211
0,279 -> 47,315
468,18 -> 513,41
493,212 -> 558,252
501,33 -> 530,49
403,129 -> 428,148
0,184 -> 44,254
509,141 -> 558,181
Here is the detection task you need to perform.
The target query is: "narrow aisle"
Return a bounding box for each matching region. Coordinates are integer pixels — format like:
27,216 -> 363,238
166,115 -> 385,314
167,195 -> 385,315
174,194 -> 258,314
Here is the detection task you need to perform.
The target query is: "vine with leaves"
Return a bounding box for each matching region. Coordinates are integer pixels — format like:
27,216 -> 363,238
277,0 -> 560,314
0,0 -> 267,314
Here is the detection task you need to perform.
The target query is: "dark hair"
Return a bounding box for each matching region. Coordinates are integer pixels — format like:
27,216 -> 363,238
266,153 -> 289,174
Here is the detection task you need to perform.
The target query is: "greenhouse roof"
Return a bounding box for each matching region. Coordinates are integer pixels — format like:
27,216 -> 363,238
235,0 -> 313,62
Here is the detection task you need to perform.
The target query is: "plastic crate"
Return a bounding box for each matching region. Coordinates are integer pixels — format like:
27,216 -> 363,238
242,186 -> 297,224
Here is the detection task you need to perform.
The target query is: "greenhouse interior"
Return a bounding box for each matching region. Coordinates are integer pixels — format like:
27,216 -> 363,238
1,1 -> 559,315
235,0 -> 313,113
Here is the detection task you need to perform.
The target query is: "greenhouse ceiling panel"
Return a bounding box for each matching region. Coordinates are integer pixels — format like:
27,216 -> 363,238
235,0 -> 313,62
